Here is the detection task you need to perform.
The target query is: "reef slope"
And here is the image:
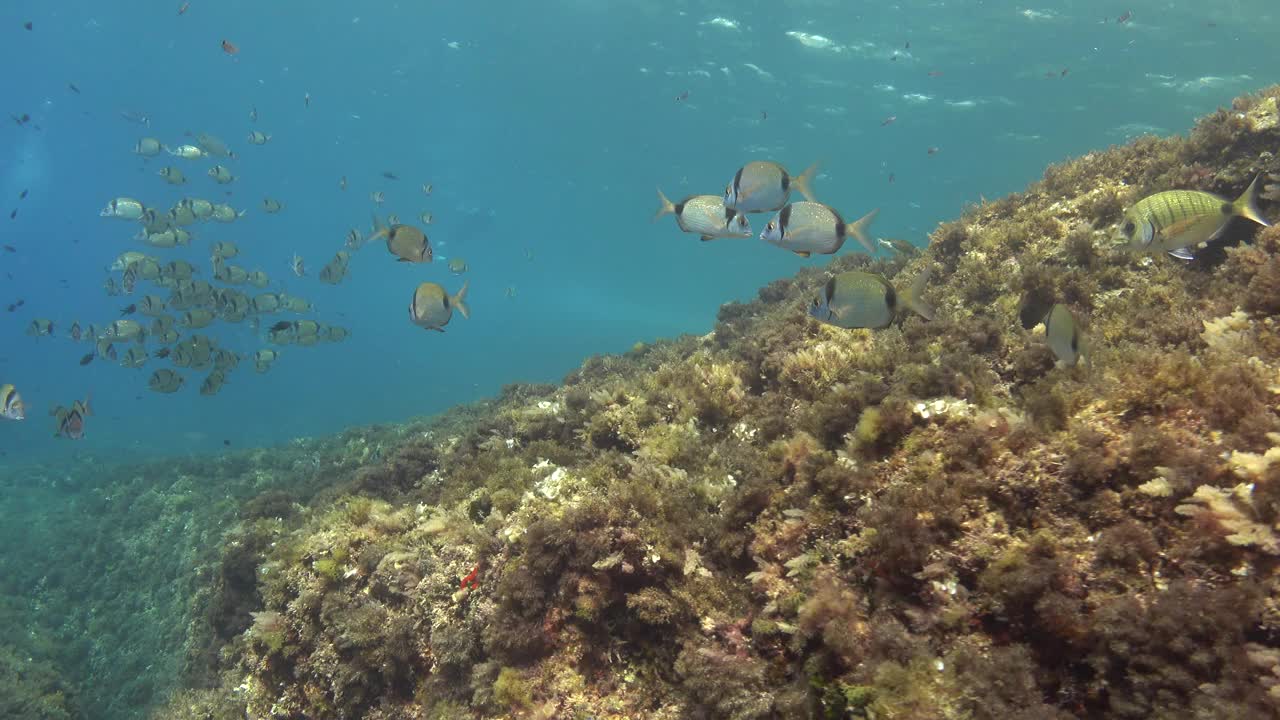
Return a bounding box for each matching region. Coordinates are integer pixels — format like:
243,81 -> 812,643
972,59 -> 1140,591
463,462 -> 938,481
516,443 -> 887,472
150,88 -> 1280,719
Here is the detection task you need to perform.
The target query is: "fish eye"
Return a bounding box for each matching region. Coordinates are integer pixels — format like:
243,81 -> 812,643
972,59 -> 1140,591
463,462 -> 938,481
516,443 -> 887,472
1123,221 -> 1135,235
767,222 -> 775,231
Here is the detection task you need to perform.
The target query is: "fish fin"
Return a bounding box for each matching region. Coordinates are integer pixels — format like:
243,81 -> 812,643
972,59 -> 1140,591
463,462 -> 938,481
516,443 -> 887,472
82,393 -> 93,416
453,280 -> 470,320
653,188 -> 675,222
1168,247 -> 1196,260
903,264 -> 935,320
1234,173 -> 1271,227
700,235 -> 715,241
846,208 -> 880,253
792,162 -> 820,202
794,250 -> 811,258
396,257 -> 410,262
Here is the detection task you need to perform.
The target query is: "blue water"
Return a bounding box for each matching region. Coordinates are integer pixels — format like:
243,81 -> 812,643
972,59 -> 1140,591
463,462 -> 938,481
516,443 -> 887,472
0,0 -> 1273,462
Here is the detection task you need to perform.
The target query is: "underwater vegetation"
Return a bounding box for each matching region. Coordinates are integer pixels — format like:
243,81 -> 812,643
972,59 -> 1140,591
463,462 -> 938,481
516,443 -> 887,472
12,87 -> 1280,719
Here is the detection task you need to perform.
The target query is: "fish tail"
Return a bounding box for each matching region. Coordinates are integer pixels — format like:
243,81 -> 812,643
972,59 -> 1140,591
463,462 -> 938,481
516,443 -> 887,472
82,393 -> 93,416
792,162 -> 820,202
453,280 -> 471,320
1234,173 -> 1272,227
653,188 -> 675,222
903,264 -> 935,321
845,208 -> 879,253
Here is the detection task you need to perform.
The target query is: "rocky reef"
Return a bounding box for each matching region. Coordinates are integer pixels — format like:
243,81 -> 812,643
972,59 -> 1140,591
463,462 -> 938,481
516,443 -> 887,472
124,87 -> 1280,718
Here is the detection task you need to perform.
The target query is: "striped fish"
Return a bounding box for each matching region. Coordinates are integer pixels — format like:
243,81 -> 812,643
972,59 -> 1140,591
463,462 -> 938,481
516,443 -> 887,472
1119,174 -> 1270,258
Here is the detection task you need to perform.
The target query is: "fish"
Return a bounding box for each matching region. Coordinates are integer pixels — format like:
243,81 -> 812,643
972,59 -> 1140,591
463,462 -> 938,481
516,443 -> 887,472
290,254 -> 305,277
137,295 -> 167,316
52,396 -> 91,439
221,39 -> 239,55
167,144 -> 207,159
809,267 -> 934,330
211,204 -> 243,223
26,318 -> 54,337
184,197 -> 214,220
374,222 -> 432,263
251,293 -> 282,314
79,353 -> 94,366
422,183 -> 433,196
382,171 -> 399,180
247,130 -> 270,145
1117,10 -> 1132,24
23,21 -> 32,31
249,107 -> 258,122
165,260 -> 198,280
318,259 -> 348,285
135,137 -> 162,156
253,349 -> 279,372
121,346 -> 149,369
420,212 -> 434,225
150,315 -> 176,335
101,197 -> 146,220
7,209 -> 14,220
168,204 -> 198,226
877,238 -> 921,257
1043,303 -> 1087,367
325,325 -> 350,342
371,191 -> 385,205
1118,175 -> 1271,258
69,321 -> 83,341
120,110 -> 151,127
97,338 -> 118,361
105,319 -> 145,341
196,133 -> 234,158
214,351 -> 241,375
199,370 -> 227,396
159,166 -> 187,185
409,280 -> 469,332
339,176 -> 347,191
211,241 -> 240,259
448,257 -> 468,275
262,198 -> 284,213
282,295 -> 310,313
247,270 -> 270,288
149,369 -> 185,393
207,165 -> 235,184
0,384 -> 24,421
654,190 -> 752,240
724,161 -> 818,213
178,2 -> 189,14
760,203 -> 878,257
345,228 -> 364,250
180,309 -> 216,329
214,263 -> 250,285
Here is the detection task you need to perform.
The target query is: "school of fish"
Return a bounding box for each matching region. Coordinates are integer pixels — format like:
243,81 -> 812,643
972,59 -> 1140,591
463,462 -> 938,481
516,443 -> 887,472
652,161 -> 1274,371
9,113 -> 468,440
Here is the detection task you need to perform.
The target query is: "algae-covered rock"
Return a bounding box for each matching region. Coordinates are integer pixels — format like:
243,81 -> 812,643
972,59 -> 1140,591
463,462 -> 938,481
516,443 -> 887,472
142,86 -> 1280,719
